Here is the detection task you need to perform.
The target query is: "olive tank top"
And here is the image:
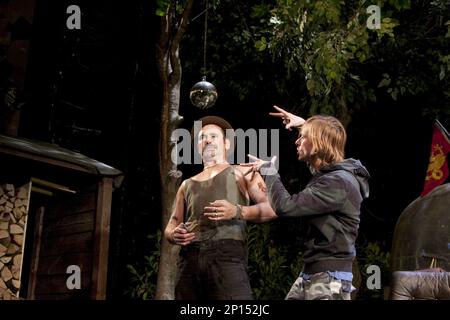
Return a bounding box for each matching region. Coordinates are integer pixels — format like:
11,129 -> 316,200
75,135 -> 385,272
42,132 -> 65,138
183,166 -> 249,242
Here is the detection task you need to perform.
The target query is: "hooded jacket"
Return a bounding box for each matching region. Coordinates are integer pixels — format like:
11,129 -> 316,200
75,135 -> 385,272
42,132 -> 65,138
263,158 -> 370,274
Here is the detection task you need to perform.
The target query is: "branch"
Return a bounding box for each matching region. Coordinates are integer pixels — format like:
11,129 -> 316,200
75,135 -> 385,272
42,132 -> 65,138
169,0 -> 194,88
157,4 -> 172,80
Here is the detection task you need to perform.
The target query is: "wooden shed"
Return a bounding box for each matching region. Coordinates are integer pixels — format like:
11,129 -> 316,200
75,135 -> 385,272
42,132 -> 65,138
0,134 -> 123,300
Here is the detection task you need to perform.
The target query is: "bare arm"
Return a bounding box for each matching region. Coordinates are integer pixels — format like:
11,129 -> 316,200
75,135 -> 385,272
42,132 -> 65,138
204,167 -> 277,223
164,181 -> 196,246
240,170 -> 277,222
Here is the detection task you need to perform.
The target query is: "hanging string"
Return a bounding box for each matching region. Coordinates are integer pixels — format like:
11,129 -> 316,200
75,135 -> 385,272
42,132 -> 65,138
202,0 -> 209,78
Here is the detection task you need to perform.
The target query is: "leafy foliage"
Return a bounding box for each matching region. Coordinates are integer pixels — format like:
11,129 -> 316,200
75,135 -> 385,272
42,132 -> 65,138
244,0 -> 449,123
182,0 -> 308,111
155,0 -> 170,16
247,223 -> 303,300
127,227 -> 392,300
259,1 -> 386,121
126,231 -> 161,300
182,0 -> 449,126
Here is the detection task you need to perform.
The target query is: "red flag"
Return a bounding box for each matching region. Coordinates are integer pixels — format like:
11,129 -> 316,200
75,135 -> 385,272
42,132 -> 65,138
421,121 -> 450,196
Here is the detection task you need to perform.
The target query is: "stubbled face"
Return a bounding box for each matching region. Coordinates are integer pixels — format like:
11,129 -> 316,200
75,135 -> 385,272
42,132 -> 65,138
295,133 -> 313,162
198,124 -> 228,163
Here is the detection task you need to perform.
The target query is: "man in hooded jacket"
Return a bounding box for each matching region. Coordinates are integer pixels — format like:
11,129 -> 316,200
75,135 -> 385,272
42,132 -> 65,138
209,106 -> 370,300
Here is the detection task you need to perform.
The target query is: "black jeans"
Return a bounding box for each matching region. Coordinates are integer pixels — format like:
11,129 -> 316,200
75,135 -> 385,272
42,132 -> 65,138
175,239 -> 253,300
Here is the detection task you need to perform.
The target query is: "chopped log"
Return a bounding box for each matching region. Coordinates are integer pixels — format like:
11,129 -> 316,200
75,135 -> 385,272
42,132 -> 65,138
11,264 -> 20,280
3,184 -> 14,192
0,186 -> 3,196
0,288 -> 11,300
13,234 -> 23,246
16,187 -> 28,199
13,254 -> 21,268
12,279 -> 20,289
18,218 -> 25,228
0,256 -> 11,264
13,207 -> 22,220
1,265 -> 12,282
7,244 -> 19,255
0,278 -> 6,289
0,212 -> 10,221
0,178 -> 30,301
0,236 -> 10,248
9,224 -> 23,235
0,230 -> 9,239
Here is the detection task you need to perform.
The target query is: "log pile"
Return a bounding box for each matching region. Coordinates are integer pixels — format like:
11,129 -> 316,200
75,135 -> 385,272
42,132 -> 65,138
0,183 -> 30,300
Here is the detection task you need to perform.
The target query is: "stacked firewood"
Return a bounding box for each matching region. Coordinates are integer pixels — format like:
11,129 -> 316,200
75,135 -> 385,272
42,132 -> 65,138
0,183 -> 29,300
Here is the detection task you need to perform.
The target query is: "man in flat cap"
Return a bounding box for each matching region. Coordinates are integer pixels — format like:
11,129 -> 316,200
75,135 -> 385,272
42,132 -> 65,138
164,116 -> 276,300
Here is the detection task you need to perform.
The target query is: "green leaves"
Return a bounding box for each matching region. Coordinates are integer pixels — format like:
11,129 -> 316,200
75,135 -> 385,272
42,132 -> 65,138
389,0 -> 411,10
378,74 -> 391,88
247,223 -> 303,300
126,231 -> 161,300
256,0 -> 449,121
155,0 -> 170,16
180,0 -> 449,123
254,36 -> 267,51
262,0 -> 376,118
374,17 -> 399,38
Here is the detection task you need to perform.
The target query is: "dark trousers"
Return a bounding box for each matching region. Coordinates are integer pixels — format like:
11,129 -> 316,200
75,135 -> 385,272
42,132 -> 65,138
175,239 -> 253,300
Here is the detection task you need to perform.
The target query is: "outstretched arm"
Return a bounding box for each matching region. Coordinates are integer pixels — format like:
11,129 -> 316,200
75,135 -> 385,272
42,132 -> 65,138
269,105 -> 306,130
264,172 -> 348,217
241,155 -> 348,217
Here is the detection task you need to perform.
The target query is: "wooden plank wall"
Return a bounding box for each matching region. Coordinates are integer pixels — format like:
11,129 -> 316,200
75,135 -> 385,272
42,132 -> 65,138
33,188 -> 96,299
91,178 -> 112,299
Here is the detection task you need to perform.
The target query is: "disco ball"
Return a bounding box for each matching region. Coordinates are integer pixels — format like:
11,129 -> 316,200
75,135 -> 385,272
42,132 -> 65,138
190,76 -> 218,109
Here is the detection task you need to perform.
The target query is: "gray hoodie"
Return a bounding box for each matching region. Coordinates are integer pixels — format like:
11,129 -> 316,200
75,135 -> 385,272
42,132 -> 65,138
263,158 -> 370,274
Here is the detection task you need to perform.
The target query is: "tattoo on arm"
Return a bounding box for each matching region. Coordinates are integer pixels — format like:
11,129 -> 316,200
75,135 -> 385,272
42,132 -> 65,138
258,182 -> 267,193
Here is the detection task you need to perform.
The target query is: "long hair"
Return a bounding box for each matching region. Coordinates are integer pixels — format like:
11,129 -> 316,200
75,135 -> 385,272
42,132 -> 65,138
301,115 -> 346,170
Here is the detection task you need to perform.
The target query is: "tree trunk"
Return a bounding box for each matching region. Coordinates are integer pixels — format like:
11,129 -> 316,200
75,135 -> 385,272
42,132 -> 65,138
155,0 -> 194,300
